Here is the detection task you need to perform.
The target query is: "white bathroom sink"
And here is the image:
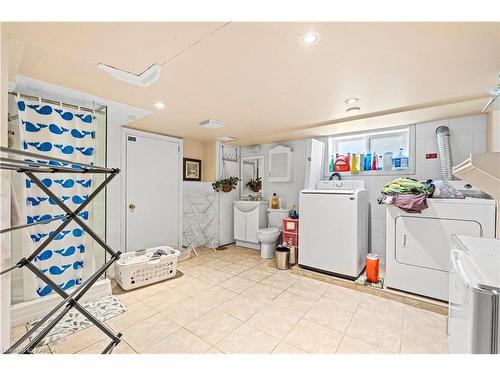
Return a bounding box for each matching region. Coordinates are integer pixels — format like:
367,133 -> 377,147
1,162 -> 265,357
234,200 -> 269,213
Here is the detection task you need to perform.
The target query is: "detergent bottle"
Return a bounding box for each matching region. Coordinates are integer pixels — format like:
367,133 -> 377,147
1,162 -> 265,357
364,153 -> 372,171
371,152 -> 378,171
334,154 -> 350,172
329,154 -> 335,172
350,153 -> 360,173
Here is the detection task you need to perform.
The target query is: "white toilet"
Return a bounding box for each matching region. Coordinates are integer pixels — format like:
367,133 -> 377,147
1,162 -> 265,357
256,208 -> 289,259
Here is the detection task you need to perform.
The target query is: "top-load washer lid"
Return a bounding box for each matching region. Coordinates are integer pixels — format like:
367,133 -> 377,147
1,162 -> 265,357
452,235 -> 500,292
301,189 -> 356,195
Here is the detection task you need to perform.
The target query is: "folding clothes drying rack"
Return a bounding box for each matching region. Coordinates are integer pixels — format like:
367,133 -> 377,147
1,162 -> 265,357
0,146 -> 122,354
183,192 -> 218,256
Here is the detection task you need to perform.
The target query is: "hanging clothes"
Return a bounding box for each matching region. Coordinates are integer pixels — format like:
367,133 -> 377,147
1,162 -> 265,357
16,99 -> 96,297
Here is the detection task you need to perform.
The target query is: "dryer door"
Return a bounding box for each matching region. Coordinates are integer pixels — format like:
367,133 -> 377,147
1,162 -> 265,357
395,216 -> 482,272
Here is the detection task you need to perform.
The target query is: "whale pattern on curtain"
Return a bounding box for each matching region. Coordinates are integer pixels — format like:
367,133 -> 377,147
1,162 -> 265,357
17,99 -> 95,297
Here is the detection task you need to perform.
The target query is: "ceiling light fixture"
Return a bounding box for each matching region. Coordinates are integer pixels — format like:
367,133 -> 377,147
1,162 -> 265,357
97,63 -> 161,87
301,31 -> 320,45
344,97 -> 359,105
154,102 -> 165,109
199,119 -> 225,129
217,136 -> 236,142
346,107 -> 361,113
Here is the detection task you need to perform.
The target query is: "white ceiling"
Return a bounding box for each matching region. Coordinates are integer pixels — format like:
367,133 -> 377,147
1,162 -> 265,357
4,22 -> 500,145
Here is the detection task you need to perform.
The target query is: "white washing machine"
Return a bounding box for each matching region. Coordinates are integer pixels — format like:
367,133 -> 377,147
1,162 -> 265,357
299,180 -> 369,279
386,196 -> 496,301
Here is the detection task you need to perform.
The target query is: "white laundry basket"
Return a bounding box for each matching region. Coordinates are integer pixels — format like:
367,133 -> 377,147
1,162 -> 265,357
114,246 -> 180,290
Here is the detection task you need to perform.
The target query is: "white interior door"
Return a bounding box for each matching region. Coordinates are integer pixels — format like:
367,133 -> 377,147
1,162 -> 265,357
125,132 -> 180,252
218,144 -> 240,246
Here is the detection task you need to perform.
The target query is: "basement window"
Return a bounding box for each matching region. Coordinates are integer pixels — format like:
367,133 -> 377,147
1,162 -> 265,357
326,125 -> 414,176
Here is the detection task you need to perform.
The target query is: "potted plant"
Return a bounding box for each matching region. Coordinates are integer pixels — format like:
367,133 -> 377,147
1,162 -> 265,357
212,176 -> 240,193
246,177 -> 262,192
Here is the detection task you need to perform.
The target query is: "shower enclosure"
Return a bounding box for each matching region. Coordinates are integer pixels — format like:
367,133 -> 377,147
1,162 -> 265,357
7,92 -> 108,323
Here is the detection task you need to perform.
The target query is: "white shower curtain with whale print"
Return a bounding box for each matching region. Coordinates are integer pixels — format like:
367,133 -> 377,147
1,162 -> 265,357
16,99 -> 95,298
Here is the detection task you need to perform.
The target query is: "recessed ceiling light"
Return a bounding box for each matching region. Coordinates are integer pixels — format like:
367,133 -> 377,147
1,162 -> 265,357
217,135 -> 236,142
344,98 -> 359,105
199,119 -> 225,129
301,31 -> 320,45
154,102 -> 165,109
346,107 -> 361,113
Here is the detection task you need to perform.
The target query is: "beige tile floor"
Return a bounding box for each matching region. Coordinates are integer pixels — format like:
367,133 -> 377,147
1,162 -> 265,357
10,244 -> 448,354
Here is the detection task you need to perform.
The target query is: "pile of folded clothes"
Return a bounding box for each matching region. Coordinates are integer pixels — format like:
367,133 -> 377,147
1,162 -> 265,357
377,177 -> 435,213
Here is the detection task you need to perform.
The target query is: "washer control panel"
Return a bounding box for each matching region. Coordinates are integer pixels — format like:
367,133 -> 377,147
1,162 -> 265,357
316,180 -> 366,190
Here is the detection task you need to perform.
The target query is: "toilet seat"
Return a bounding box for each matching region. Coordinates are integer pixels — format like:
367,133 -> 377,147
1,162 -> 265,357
257,227 -> 280,235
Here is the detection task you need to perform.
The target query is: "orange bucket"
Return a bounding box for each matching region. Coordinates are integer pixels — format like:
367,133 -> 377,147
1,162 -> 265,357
366,253 -> 380,283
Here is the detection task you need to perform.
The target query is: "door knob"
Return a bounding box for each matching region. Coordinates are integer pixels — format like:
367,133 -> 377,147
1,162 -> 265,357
129,203 -> 136,209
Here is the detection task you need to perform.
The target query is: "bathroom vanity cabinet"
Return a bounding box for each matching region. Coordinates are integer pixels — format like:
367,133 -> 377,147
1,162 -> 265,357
234,200 -> 269,249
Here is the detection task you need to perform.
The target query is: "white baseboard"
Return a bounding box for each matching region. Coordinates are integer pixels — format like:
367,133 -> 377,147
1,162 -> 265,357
10,278 -> 112,327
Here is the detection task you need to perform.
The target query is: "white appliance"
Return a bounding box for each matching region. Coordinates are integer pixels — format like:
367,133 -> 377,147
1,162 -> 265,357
448,235 -> 500,354
299,180 -> 369,278
386,196 -> 496,301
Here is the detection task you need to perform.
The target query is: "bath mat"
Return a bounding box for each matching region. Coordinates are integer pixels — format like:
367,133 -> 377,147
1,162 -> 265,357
25,295 -> 126,348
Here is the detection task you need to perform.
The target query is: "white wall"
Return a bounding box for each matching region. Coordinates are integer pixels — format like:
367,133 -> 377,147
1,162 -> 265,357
241,139 -> 308,210
1,25 -> 12,352
244,114 -> 488,263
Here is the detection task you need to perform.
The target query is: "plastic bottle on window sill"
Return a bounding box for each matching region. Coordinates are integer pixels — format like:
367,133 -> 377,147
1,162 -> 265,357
350,153 -> 360,174
364,153 -> 372,171
334,154 -> 350,172
393,148 -> 409,170
400,149 -> 409,169
329,154 -> 335,172
383,152 -> 393,171
371,152 -> 378,171
359,153 -> 365,172
378,155 -> 383,171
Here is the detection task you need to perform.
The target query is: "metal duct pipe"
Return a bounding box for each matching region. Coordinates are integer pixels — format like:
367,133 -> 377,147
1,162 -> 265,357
436,126 -> 453,181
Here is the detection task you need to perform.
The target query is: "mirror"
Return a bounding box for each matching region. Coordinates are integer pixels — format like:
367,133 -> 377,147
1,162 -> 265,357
241,155 -> 264,196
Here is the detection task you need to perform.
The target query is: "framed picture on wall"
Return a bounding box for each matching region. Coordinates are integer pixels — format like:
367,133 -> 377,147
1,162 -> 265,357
183,158 -> 202,181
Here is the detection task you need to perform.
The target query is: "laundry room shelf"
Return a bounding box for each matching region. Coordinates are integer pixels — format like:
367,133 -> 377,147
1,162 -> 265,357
0,146 -> 123,354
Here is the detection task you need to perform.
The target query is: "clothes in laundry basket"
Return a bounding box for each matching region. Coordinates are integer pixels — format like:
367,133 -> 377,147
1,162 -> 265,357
382,177 -> 435,196
377,193 -> 428,213
393,193 -> 428,213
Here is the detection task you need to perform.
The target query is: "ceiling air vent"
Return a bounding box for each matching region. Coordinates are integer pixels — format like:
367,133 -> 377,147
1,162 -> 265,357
217,135 -> 236,142
199,119 -> 225,129
97,63 -> 161,87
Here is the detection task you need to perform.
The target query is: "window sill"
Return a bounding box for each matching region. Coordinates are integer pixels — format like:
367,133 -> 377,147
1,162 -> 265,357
324,168 -> 414,178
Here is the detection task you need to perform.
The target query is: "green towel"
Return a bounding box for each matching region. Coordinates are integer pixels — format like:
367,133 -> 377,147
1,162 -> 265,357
382,178 -> 434,196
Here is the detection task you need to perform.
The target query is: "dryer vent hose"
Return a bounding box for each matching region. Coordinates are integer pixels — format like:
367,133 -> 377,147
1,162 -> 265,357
435,126 -> 453,181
